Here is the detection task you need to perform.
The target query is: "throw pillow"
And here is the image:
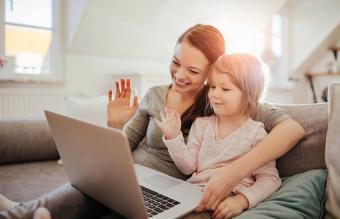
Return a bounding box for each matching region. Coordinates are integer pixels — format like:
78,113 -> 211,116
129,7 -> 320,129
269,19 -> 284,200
235,169 -> 327,219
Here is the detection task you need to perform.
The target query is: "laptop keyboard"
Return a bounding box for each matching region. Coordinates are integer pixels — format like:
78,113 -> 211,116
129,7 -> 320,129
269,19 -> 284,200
141,186 -> 180,218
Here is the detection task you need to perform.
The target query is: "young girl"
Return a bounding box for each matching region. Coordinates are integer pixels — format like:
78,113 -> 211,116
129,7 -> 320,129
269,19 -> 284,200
155,54 -> 281,219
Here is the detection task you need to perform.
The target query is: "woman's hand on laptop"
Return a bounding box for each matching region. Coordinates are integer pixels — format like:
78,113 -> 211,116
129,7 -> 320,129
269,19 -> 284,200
154,107 -> 181,140
107,78 -> 139,129
195,165 -> 242,212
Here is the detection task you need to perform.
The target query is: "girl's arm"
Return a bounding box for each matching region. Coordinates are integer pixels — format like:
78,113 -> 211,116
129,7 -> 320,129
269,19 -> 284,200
161,118 -> 204,175
163,132 -> 200,175
196,118 -> 305,212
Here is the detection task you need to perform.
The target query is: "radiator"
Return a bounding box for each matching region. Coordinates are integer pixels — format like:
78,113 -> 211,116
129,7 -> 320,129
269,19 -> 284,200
0,90 -> 67,118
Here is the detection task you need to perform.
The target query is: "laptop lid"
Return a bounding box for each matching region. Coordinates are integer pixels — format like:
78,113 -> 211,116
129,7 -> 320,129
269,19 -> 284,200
44,110 -> 148,219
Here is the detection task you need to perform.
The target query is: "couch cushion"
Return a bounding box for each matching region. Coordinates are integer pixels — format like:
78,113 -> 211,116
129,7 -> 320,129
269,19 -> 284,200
324,82 -> 340,219
0,119 -> 59,164
0,184 -> 112,219
235,169 -> 327,219
0,161 -> 68,202
274,103 -> 328,177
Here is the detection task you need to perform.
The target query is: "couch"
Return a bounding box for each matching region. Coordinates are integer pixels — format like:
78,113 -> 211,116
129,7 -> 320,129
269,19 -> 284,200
0,83 -> 339,219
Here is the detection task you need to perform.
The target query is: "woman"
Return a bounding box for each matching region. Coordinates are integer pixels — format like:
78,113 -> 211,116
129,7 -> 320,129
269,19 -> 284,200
107,24 -> 305,218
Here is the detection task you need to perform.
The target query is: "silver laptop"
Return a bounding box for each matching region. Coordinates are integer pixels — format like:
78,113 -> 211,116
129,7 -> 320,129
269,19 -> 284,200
44,110 -> 202,219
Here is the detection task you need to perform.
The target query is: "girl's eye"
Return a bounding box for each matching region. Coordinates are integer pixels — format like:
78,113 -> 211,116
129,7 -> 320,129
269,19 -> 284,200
222,88 -> 230,91
210,85 -> 216,89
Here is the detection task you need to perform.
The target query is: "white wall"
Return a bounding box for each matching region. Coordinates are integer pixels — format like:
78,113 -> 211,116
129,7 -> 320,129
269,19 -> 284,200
289,0 -> 340,73
65,53 -> 171,97
270,0 -> 340,104
64,0 -> 88,49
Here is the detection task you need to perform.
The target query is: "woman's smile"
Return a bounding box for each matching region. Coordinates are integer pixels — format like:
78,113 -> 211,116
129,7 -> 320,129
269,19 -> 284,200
174,78 -> 191,87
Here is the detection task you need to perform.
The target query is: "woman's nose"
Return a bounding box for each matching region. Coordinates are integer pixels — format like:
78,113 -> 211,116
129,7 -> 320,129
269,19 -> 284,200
175,67 -> 186,79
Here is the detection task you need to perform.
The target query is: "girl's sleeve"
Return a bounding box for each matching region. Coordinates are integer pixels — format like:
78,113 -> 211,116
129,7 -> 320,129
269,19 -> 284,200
163,118 -> 205,175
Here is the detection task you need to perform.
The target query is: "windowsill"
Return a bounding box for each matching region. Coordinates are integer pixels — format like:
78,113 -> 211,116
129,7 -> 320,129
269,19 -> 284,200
0,71 -> 64,84
0,78 -> 64,84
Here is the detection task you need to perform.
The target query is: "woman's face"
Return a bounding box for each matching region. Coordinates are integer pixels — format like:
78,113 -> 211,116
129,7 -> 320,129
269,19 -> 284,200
169,41 -> 210,96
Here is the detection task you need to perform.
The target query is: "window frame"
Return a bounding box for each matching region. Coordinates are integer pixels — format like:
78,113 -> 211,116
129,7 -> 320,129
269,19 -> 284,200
0,0 -> 64,83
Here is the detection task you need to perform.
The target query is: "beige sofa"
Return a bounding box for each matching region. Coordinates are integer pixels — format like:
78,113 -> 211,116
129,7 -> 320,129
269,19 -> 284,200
0,83 -> 339,219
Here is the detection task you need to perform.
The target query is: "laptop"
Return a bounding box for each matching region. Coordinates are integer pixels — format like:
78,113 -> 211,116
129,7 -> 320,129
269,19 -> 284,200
44,110 -> 202,219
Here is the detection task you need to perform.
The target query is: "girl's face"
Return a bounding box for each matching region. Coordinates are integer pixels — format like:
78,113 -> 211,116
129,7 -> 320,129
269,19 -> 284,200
169,41 -> 209,96
208,72 -> 244,118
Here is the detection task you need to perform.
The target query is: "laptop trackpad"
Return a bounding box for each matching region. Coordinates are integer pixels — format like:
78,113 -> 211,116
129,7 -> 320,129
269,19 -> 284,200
142,174 -> 181,190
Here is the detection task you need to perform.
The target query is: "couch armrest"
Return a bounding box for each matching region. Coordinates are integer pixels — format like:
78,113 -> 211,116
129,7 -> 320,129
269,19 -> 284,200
0,118 -> 59,164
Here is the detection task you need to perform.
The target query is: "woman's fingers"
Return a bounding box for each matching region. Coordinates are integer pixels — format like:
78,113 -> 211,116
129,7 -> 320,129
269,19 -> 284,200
125,78 -> 131,99
211,202 -> 220,212
196,190 -> 211,212
108,90 -> 113,102
121,78 -> 126,97
115,80 -> 121,98
131,96 -> 138,111
206,193 -> 218,210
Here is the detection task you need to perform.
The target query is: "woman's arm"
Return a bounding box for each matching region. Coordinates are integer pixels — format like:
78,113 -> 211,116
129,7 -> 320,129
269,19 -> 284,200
108,79 -> 151,151
196,118 -> 305,212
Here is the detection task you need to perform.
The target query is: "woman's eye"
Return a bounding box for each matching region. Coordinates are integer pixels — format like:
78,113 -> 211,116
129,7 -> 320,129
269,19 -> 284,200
222,88 -> 230,91
172,60 -> 179,66
210,85 -> 216,89
190,70 -> 199,74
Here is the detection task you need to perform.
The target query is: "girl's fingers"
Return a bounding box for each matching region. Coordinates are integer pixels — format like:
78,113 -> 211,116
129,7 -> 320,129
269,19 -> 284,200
160,110 -> 166,122
108,90 -> 113,102
115,80 -> 121,98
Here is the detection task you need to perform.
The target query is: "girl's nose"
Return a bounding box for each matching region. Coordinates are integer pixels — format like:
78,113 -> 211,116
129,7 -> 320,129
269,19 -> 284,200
211,89 -> 221,98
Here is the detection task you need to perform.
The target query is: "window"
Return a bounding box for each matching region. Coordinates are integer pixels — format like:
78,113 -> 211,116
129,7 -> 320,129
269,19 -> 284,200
262,10 -> 291,87
0,0 -> 63,82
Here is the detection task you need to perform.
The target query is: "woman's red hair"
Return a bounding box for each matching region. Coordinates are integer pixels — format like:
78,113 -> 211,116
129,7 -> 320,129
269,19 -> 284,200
176,24 -> 225,134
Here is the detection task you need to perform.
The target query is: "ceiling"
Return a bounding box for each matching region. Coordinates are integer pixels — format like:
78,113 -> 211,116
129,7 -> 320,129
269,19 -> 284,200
68,0 -> 287,63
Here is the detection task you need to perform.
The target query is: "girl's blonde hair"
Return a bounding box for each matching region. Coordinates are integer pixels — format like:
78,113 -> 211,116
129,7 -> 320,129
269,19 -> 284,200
209,53 -> 265,118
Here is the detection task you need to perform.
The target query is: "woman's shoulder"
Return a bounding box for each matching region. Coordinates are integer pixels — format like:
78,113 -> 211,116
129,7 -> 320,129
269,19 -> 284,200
245,118 -> 265,131
146,84 -> 170,98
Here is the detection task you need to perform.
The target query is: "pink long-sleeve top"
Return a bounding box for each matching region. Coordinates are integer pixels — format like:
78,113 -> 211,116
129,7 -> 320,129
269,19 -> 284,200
163,116 -> 281,208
